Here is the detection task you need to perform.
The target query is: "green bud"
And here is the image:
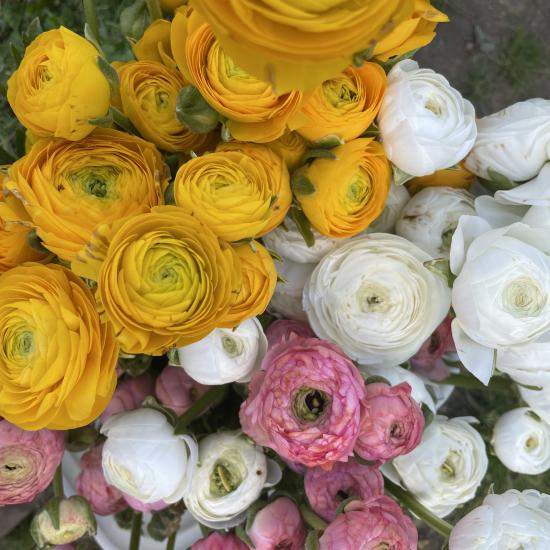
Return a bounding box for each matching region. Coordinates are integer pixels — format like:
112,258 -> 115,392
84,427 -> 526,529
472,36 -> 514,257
118,353 -> 152,377
146,501 -> 186,541
65,424 -> 99,453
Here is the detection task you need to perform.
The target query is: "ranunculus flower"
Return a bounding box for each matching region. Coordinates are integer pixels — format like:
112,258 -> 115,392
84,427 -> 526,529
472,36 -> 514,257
396,187 -> 475,258
240,337 -> 366,469
296,138 -> 391,238
0,264 -> 118,430
262,216 -> 339,264
100,374 -> 155,422
132,19 -> 175,68
392,416 -> 488,517
176,317 -> 267,384
304,234 -> 451,365
449,490 -> 550,550
374,0 -> 449,61
122,494 -> 166,513
155,366 -> 208,416
266,320 -> 316,348
7,27 -> 110,140
247,497 -> 307,550
184,431 -> 281,529
171,8 -> 303,142
366,182 -> 410,234
72,206 -> 241,355
319,496 -> 417,550
101,408 -> 197,504
0,420 -> 64,505
188,0 -> 414,92
355,382 -> 424,462
492,408 -> 550,475
267,132 -> 308,172
2,128 -> 168,262
174,147 -> 290,242
465,98 -> 550,182
76,442 -> 126,516
378,59 -> 477,177
305,459 -> 384,522
288,63 -> 386,144
407,161 -> 475,195
191,532 -> 248,550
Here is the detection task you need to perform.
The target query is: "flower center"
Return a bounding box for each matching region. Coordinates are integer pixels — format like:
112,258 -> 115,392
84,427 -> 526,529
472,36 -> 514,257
424,97 -> 444,116
221,334 -> 243,357
209,461 -> 242,497
69,166 -> 120,199
357,281 -> 392,314
440,451 -> 460,480
502,276 -> 548,318
323,77 -> 358,108
293,387 -> 329,422
390,422 -> 404,439
155,90 -> 170,111
525,435 -> 539,451
374,544 -> 390,550
3,325 -> 35,369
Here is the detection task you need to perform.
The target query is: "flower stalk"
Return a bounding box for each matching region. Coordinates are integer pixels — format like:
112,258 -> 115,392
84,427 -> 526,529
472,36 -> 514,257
129,511 -> 143,550
52,464 -> 64,499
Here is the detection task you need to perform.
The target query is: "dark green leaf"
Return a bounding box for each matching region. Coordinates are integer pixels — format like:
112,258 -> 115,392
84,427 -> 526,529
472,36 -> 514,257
89,108 -> 114,128
479,168 -> 519,193
352,43 -> 376,67
10,42 -> 24,64
96,56 -> 120,94
301,148 -> 338,164
291,170 -> 316,196
312,134 -> 345,149
305,530 -> 320,550
120,0 -> 151,41
22,17 -> 43,46
526,409 -> 543,422
26,230 -> 51,254
176,85 -> 220,133
290,206 -> 315,248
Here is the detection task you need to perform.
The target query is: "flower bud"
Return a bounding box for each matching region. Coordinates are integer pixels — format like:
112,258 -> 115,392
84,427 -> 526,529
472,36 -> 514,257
147,501 -> 186,541
265,319 -> 315,348
100,373 -> 155,422
191,532 -> 248,550
155,366 -> 208,415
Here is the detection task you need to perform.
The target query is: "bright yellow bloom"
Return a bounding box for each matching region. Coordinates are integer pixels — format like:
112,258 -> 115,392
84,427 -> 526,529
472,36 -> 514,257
171,8 -> 303,143
175,144 -> 291,242
118,60 -> 209,153
7,27 -> 110,141
2,129 -> 168,263
374,0 -> 449,62
73,206 -> 242,355
289,63 -> 386,144
267,132 -> 308,173
132,19 -> 176,69
188,0 -> 415,92
224,241 -> 277,326
296,138 -> 391,238
0,263 -> 118,430
407,161 -> 475,195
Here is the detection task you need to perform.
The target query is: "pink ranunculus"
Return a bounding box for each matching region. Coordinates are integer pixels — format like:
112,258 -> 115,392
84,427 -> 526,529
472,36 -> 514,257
319,496 -> 418,550
155,366 -> 208,416
75,442 -> 126,516
355,382 -> 424,463
266,319 -> 316,348
305,459 -> 384,522
191,532 -> 248,550
123,493 -> 167,513
410,315 -> 454,381
248,497 -> 307,550
240,337 -> 366,469
0,420 -> 64,505
100,373 -> 155,422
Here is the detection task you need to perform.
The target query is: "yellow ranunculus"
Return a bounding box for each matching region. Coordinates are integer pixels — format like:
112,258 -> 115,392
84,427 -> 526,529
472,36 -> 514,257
374,0 -> 449,62
267,132 -> 308,173
224,241 -> 277,326
0,263 -> 118,430
2,128 -> 168,263
132,19 -> 176,69
407,161 -> 475,195
296,138 -> 391,238
175,144 -> 291,242
117,60 -> 209,153
72,206 -> 242,355
188,0 -> 415,92
7,27 -> 110,141
289,63 -> 386,144
171,8 -> 303,143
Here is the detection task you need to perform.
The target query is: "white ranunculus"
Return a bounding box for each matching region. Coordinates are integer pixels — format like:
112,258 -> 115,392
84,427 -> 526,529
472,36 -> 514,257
304,234 -> 451,365
101,408 -> 197,504
518,383 -> 550,426
450,215 -> 550,384
393,416 -> 488,518
495,163 -> 550,206
474,195 -> 528,229
269,258 -> 315,321
366,182 -> 410,234
396,187 -> 475,258
176,317 -> 267,385
449,489 -> 550,550
184,431 -> 281,529
378,59 -> 477,177
492,408 -> 550,475
261,216 -> 338,264
465,98 -> 550,182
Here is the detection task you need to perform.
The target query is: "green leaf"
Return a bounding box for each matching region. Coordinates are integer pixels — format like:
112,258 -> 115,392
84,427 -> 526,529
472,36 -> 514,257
176,85 -> 220,133
352,43 -> 376,67
423,258 -> 456,288
392,163 -> 415,186
291,170 -> 316,196
290,206 -> 315,248
120,0 -> 151,41
26,230 -> 51,255
305,530 -> 320,550
335,496 -> 362,516
111,106 -> 139,134
245,500 -> 267,534
164,180 -> 176,205
312,134 -> 345,149
235,524 -> 255,549
84,23 -> 104,57
479,168 -> 519,193
526,409 -> 543,422
301,148 -> 338,164
96,56 -> 120,94
422,403 -> 434,426
89,109 -> 114,128
22,17 -> 43,46
10,41 -> 24,64
142,396 -> 178,426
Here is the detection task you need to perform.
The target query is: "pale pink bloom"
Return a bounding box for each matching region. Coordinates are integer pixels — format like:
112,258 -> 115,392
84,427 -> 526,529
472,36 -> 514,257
355,382 -> 424,462
100,374 -> 155,422
0,420 -> 64,505
240,337 -> 366,469
410,315 -> 454,381
266,319 -> 315,348
123,493 -> 166,513
155,366 -> 208,416
76,443 -> 126,516
248,497 -> 307,550
191,532 -> 248,550
305,459 -> 384,522
319,496 -> 418,550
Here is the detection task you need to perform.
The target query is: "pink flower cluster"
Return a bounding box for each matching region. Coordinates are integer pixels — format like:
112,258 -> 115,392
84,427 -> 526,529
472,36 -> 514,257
191,532 -> 248,550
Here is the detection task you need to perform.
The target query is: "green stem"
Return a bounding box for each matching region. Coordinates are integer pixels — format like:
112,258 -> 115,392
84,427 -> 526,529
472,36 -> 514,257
441,373 -> 513,393
146,0 -> 163,20
299,504 -> 328,531
174,385 -> 227,434
384,478 -> 453,538
83,0 -> 100,43
129,511 -> 143,550
166,532 -> 176,550
53,464 -> 64,498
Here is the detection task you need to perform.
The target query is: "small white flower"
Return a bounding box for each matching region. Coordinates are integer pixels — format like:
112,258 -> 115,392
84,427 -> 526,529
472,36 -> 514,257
177,317 -> 267,385
184,431 -> 281,529
378,59 -> 477,177
492,408 -> 550,475
366,183 -> 410,234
